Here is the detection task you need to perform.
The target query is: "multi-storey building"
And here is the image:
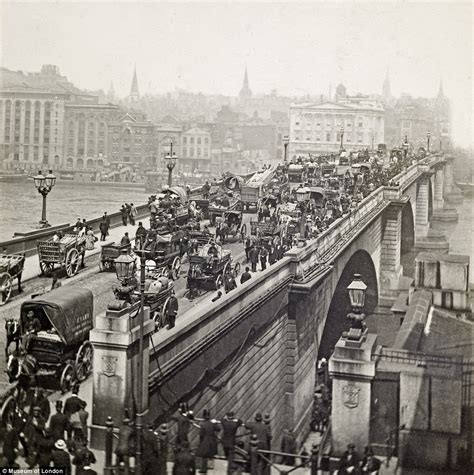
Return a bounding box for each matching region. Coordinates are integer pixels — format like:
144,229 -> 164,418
180,127 -> 211,176
289,98 -> 385,157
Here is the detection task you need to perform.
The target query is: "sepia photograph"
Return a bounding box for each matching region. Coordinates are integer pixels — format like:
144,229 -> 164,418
0,0 -> 472,473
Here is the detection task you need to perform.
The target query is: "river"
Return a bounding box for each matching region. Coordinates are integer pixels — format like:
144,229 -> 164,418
0,181 -> 149,241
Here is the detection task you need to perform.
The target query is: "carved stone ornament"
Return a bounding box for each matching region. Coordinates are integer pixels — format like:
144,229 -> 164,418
102,355 -> 118,377
342,382 -> 360,409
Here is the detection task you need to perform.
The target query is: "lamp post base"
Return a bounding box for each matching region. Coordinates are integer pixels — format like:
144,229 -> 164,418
37,220 -> 51,229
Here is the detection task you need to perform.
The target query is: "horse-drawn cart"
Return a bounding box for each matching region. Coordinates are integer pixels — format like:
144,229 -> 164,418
7,287 -> 94,393
250,220 -> 283,247
99,242 -> 131,272
187,243 -> 240,296
0,253 -> 25,305
37,233 -> 86,277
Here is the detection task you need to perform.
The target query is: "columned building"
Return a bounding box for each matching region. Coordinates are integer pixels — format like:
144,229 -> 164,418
289,100 -> 385,156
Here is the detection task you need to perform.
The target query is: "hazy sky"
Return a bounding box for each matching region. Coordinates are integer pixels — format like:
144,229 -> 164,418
1,1 -> 472,145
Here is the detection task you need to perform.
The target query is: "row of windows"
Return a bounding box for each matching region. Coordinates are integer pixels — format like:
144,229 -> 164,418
182,147 -> 210,158
294,133 -> 365,143
182,136 -> 209,145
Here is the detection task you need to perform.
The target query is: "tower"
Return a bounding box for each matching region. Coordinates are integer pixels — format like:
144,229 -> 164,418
129,65 -> 139,103
382,70 -> 392,104
107,81 -> 115,102
239,66 -> 252,102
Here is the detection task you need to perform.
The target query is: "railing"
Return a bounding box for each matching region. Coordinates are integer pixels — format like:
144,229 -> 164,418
373,346 -> 464,368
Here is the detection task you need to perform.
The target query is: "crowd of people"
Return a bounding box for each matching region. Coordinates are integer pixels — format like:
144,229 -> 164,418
1,384 -> 97,474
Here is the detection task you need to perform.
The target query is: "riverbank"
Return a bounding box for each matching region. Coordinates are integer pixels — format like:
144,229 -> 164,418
56,179 -> 145,189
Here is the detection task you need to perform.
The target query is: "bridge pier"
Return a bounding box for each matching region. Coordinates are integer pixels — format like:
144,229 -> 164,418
433,164 -> 445,210
443,155 -> 463,204
415,168 -> 433,239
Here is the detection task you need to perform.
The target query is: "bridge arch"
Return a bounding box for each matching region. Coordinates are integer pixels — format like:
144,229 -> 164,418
401,201 -> 415,256
318,250 -> 378,360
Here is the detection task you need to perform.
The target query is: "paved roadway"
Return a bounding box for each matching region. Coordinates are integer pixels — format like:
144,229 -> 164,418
0,214 -> 254,385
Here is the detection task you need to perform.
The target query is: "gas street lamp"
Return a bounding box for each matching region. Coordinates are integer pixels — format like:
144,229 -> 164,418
164,142 -> 178,187
403,136 -> 409,159
296,185 -> 311,240
33,169 -> 56,228
426,132 -> 431,153
283,135 -> 290,163
340,127 -> 345,151
343,273 -> 368,343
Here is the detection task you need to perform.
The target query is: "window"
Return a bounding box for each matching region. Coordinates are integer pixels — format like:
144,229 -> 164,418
183,137 -> 187,144
190,149 -> 194,157
182,148 -> 187,157
197,148 -> 201,157
190,137 -> 194,144
205,138 -> 209,144
326,133 -> 331,142
316,136 -> 321,142
306,137 -> 311,141
358,122 -> 363,128
295,121 -> 300,126
295,136 -> 300,141
197,138 -> 201,145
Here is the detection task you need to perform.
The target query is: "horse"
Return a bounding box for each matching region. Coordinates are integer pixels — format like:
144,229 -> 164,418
5,318 -> 20,356
6,352 -> 38,408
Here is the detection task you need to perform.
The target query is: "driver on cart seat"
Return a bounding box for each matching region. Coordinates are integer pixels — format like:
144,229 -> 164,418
207,243 -> 218,257
22,310 -> 41,350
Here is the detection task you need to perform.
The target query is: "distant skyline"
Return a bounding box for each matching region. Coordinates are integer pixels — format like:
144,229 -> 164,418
1,1 -> 472,145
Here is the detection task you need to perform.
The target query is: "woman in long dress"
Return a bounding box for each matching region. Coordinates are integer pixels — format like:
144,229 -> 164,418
85,229 -> 96,250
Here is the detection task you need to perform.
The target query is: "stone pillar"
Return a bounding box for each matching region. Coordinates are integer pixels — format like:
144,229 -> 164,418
443,157 -> 463,204
380,200 -> 405,295
433,165 -> 444,209
415,170 -> 433,238
89,302 -> 155,449
328,333 -> 377,456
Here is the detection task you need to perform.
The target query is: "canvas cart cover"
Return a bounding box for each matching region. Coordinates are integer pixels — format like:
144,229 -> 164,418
21,286 -> 93,345
165,186 -> 187,203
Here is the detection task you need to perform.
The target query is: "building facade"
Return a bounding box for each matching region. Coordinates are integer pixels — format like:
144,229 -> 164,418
180,127 -> 211,176
289,100 -> 385,157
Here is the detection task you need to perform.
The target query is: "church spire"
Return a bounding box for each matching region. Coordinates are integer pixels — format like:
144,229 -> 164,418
239,65 -> 252,101
382,69 -> 391,101
129,64 -> 139,103
437,78 -> 444,98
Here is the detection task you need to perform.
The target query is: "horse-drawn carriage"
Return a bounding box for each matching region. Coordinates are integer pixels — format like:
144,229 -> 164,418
213,209 -> 247,243
0,253 -> 25,305
37,233 -> 86,277
6,287 -> 94,393
187,243 -> 240,296
136,232 -> 183,280
249,219 -> 283,247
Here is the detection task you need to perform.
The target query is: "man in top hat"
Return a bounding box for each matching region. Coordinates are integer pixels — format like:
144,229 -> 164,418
51,439 -> 71,472
195,410 -> 220,473
338,443 -> 360,473
245,413 -> 269,451
262,414 -> 272,450
49,400 -> 69,442
220,410 -> 242,474
64,385 -> 85,441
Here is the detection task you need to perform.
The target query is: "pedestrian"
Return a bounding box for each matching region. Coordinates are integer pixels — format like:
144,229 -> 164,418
173,441 -> 196,474
195,409 -> 220,473
103,212 -> 111,235
268,246 -> 276,265
338,443 -> 360,474
171,404 -> 194,448
49,400 -> 69,442
280,429 -> 297,466
135,222 -> 147,249
156,423 -> 169,475
142,425 -> 160,475
72,440 -> 97,475
51,439 -> 71,474
64,385 -> 84,441
120,232 -> 131,250
74,218 -> 83,231
115,418 -> 135,467
129,203 -> 137,226
85,228 -> 96,251
259,246 -> 268,271
78,401 -> 89,443
35,388 -> 51,423
245,413 -> 270,474
224,272 -> 237,293
361,446 -> 381,474
244,237 -> 252,262
248,246 -> 259,273
2,422 -> 20,468
120,205 -> 128,226
220,411 -> 242,473
240,267 -> 252,284
166,289 -> 179,329
99,218 -> 108,242
37,427 -> 55,468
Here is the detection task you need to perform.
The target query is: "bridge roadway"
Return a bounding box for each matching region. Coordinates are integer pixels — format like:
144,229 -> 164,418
0,216 -> 252,386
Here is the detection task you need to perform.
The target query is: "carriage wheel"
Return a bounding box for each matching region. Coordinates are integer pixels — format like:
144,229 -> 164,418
159,266 -> 169,278
0,272 -> 13,306
60,363 -> 75,394
75,342 -> 94,382
240,223 -> 247,242
170,257 -> 181,280
0,395 -> 17,428
157,297 -> 172,330
40,261 -> 54,277
215,273 -> 223,290
65,249 -> 81,277
233,262 -> 241,278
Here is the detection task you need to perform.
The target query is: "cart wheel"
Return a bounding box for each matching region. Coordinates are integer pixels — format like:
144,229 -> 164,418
75,341 -> 94,382
65,248 -> 81,277
0,395 -> 17,428
39,261 -> 54,277
240,223 -> 247,241
159,266 -> 169,278
171,257 -> 181,280
0,272 -> 13,306
215,274 -> 223,289
158,297 -> 172,329
60,363 -> 75,394
233,262 -> 241,278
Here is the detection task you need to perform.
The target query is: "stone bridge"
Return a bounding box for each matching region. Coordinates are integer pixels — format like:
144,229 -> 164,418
91,154 -> 461,448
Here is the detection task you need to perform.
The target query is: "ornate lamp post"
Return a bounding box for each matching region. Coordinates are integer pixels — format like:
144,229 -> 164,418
403,136 -> 409,159
34,169 -> 56,228
340,127 -> 345,152
114,249 -> 148,475
296,185 -> 311,239
343,273 -> 368,343
164,142 -> 178,187
283,135 -> 290,163
426,131 -> 431,153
